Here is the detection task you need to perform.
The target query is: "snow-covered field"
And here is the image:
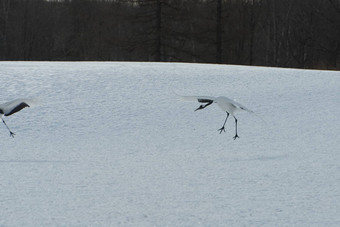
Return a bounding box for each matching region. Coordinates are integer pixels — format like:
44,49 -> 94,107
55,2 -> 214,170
0,62 -> 339,226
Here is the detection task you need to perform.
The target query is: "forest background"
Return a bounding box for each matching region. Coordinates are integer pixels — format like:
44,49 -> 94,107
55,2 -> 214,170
0,0 -> 339,69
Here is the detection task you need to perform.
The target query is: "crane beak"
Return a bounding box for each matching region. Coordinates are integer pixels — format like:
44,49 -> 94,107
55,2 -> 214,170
195,105 -> 204,111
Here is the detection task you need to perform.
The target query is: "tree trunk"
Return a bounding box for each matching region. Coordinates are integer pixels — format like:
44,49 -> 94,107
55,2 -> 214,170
156,0 -> 162,61
216,0 -> 222,63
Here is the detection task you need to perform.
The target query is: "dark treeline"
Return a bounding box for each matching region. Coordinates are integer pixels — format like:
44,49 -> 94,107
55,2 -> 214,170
0,0 -> 339,69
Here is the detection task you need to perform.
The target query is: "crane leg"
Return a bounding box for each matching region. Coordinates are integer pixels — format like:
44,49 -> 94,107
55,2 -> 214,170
218,112 -> 229,134
233,116 -> 239,140
2,119 -> 15,137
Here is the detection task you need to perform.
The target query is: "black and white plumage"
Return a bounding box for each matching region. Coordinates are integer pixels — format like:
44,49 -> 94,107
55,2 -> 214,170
181,96 -> 253,140
0,99 -> 32,137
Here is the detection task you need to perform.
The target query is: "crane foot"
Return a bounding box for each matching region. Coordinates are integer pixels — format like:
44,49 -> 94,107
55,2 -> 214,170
218,127 -> 226,134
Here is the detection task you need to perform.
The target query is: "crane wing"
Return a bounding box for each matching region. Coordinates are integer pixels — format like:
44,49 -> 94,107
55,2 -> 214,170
5,102 -> 30,116
0,99 -> 34,116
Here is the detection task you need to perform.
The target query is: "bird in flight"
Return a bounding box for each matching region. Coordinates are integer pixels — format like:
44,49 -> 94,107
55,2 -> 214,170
0,99 -> 34,137
181,96 -> 253,140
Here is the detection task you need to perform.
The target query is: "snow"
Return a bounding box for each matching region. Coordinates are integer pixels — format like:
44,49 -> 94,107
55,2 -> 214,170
0,61 -> 339,226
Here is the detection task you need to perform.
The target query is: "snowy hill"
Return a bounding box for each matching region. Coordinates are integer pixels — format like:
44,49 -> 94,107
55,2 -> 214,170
0,62 -> 339,226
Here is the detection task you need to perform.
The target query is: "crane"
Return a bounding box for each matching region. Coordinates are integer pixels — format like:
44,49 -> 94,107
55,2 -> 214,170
181,96 -> 253,140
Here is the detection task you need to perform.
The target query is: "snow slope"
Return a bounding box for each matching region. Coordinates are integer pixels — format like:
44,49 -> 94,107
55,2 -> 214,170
0,62 -> 339,226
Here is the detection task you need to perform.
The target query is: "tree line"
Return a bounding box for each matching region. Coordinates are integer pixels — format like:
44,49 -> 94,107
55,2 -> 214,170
0,0 -> 339,69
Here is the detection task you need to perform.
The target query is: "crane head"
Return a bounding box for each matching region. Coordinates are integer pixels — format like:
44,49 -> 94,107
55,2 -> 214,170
195,105 -> 205,111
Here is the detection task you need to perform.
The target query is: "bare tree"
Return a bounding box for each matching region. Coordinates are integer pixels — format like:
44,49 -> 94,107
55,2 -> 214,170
0,0 -> 10,59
